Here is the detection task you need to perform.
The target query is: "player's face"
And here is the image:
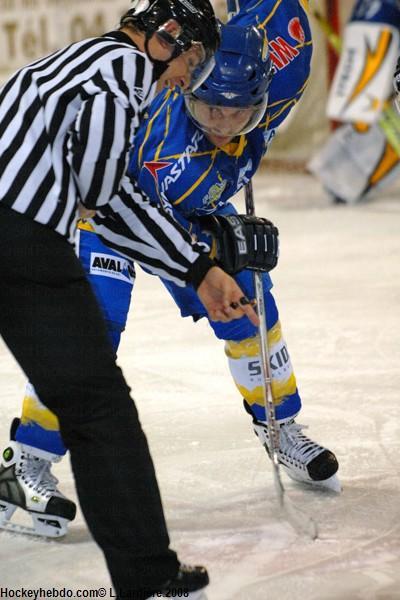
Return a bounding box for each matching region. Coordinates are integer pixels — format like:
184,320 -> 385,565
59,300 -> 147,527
152,20 -> 213,91
158,44 -> 207,90
190,100 -> 254,143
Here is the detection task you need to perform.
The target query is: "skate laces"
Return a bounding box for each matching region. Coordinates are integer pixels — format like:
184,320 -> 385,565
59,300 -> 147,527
17,452 -> 59,497
279,421 -> 324,465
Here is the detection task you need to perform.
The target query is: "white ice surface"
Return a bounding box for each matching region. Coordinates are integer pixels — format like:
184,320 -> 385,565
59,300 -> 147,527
0,173 -> 400,599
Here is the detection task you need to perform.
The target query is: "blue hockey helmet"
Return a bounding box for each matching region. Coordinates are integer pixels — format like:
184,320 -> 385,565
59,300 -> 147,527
184,23 -> 273,137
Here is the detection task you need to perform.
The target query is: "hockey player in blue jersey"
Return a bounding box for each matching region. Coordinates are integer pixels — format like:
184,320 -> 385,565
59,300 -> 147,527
0,0 -> 340,539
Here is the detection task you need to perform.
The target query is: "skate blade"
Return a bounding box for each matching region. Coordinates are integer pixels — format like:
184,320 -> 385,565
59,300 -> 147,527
0,519 -> 47,537
313,474 -> 342,493
0,500 -> 17,525
286,470 -> 342,493
0,503 -> 69,538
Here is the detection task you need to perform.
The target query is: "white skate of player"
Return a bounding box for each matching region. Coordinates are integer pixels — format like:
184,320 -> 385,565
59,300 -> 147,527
0,440 -> 76,537
251,413 -> 341,493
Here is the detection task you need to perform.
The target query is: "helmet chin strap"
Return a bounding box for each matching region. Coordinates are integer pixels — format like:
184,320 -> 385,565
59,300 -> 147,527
144,36 -> 171,77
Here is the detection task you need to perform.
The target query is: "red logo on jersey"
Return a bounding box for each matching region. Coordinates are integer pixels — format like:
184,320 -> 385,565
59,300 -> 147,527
269,36 -> 300,71
143,160 -> 172,183
288,17 -> 305,43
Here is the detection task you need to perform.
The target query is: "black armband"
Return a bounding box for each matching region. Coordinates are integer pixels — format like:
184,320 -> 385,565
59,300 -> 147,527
186,253 -> 215,290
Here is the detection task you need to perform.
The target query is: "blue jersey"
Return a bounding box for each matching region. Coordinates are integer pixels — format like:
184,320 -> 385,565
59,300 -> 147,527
129,0 -> 312,236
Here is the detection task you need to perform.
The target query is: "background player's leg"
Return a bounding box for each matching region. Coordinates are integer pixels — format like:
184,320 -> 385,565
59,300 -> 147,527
1,225 -> 136,537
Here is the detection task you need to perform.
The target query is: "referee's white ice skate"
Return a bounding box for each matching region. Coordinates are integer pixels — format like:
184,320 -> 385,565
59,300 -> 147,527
0,440 -> 76,537
251,415 -> 341,493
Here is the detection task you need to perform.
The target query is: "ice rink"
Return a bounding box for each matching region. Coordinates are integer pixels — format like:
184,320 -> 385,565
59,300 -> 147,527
0,172 -> 399,600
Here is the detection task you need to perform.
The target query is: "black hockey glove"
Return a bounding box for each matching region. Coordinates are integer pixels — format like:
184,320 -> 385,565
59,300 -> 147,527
199,214 -> 279,275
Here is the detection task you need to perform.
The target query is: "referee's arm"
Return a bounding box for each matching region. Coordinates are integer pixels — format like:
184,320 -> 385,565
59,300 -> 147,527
67,89 -> 213,287
67,90 -> 133,209
94,181 -> 214,289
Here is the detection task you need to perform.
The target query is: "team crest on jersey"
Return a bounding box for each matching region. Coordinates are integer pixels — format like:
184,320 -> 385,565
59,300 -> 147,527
201,180 -> 227,211
143,160 -> 172,183
288,18 -> 305,43
90,252 -> 135,284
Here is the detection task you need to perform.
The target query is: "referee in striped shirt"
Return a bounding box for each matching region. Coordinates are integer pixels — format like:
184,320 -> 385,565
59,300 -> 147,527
0,1 -> 259,597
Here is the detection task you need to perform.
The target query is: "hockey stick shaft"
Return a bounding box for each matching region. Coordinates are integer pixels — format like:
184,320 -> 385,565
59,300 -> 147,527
244,181 -> 318,539
244,182 -> 280,457
309,1 -> 400,156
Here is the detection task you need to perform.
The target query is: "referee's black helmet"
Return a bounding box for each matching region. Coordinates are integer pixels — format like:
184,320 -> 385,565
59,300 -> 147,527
121,0 -> 221,89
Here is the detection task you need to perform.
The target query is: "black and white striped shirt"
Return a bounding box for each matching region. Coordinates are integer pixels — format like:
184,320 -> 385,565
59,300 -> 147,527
0,31 -> 210,287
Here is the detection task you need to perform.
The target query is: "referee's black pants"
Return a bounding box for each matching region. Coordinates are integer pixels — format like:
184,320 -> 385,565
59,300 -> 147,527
0,206 -> 179,597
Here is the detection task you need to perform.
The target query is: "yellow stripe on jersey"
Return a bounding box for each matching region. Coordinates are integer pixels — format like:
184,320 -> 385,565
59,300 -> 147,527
266,77 -> 310,125
299,0 -> 309,14
220,135 -> 247,157
138,91 -> 247,207
173,148 -> 219,205
269,98 -> 298,123
295,39 -> 312,51
155,135 -> 247,206
137,89 -> 174,167
267,77 -> 310,110
257,0 -> 283,28
155,102 -> 173,160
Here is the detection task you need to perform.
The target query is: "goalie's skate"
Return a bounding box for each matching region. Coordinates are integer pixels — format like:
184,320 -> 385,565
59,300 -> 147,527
0,441 -> 76,537
252,418 -> 341,493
